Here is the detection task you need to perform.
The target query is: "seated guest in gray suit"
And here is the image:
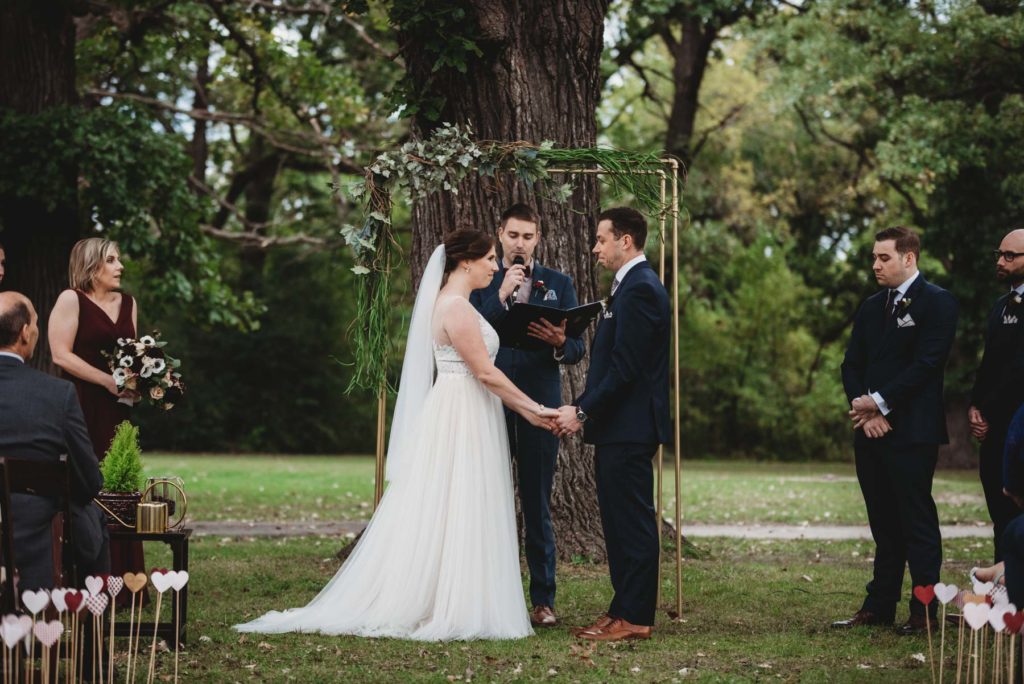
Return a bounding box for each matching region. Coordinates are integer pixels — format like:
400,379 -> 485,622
0,291 -> 109,591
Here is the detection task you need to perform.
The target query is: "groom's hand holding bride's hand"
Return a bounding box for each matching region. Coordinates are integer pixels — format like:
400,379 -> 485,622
551,405 -> 582,437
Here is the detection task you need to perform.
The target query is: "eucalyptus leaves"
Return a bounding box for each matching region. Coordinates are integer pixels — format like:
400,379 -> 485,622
340,122 -> 675,392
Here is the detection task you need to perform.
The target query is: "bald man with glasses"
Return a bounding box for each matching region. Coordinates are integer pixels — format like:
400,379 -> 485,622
970,229 -> 1024,562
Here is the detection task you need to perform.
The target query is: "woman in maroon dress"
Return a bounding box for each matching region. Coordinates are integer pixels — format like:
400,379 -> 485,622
49,238 -> 138,457
49,238 -> 143,599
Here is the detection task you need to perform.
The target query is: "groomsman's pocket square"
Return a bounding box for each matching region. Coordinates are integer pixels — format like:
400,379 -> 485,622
897,314 -> 916,328
1005,314 -> 1019,325
543,290 -> 558,301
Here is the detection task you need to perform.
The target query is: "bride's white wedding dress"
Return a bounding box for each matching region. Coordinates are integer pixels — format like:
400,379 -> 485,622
235,298 -> 532,640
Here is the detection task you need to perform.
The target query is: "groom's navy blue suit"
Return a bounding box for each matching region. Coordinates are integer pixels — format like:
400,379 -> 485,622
472,261 -> 585,609
577,259 -> 670,627
841,273 -> 958,619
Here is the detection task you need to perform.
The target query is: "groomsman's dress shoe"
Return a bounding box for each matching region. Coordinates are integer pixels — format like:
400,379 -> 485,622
896,614 -> 932,636
830,610 -> 894,629
531,605 -> 557,627
571,614 -> 615,637
576,618 -> 652,642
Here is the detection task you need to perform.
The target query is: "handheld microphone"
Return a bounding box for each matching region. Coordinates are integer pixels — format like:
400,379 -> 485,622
510,256 -> 525,303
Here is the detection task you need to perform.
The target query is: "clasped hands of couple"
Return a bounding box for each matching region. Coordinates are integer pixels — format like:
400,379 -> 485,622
529,404 -> 584,438
848,395 -> 892,438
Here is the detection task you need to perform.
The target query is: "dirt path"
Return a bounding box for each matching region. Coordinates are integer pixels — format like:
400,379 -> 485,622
190,520 -> 993,540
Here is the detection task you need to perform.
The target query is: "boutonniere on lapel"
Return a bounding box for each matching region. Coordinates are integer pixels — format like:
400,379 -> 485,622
602,295 -> 615,319
534,280 -> 558,302
895,297 -> 916,328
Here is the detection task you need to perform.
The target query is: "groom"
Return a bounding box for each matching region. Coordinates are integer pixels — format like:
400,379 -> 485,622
471,203 -> 586,626
556,207 -> 671,641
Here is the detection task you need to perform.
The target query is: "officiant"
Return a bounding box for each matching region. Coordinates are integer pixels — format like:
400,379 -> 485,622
471,203 -> 585,627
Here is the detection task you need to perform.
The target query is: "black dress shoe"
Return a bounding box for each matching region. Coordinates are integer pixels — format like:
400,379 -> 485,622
896,614 -> 934,636
831,609 -> 894,628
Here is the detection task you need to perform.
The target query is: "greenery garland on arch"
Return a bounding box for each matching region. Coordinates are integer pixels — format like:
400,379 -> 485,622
340,123 -> 677,393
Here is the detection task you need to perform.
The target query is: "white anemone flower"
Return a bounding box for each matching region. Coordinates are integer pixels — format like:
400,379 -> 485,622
112,368 -> 127,385
140,366 -> 153,379
140,335 -> 156,347
119,356 -> 134,368
151,358 -> 166,374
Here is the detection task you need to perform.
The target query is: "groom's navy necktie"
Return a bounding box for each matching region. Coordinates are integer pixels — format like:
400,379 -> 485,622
885,289 -> 898,319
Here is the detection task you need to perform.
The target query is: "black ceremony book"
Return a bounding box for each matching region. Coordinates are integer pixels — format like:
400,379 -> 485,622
495,301 -> 605,350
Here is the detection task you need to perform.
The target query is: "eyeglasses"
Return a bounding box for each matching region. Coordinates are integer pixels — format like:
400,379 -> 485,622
994,250 -> 1024,263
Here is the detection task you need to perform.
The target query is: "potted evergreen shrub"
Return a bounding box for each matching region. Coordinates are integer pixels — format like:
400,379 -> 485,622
96,421 -> 145,526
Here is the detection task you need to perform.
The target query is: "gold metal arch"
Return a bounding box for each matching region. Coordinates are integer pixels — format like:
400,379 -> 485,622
371,158 -> 684,618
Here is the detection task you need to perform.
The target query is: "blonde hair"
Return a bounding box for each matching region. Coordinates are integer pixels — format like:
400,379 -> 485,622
68,238 -> 120,291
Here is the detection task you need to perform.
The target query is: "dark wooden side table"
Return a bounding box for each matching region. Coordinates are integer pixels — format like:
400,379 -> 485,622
109,527 -> 191,647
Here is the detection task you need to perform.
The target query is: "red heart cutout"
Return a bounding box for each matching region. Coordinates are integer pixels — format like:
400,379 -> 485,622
1005,611 -> 1024,634
913,585 -> 936,606
64,590 -> 84,613
150,567 -> 169,575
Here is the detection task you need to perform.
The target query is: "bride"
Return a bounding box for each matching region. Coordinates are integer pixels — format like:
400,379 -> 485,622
235,229 -> 559,640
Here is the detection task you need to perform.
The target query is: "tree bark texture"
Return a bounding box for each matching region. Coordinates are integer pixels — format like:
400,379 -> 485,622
399,0 -> 612,560
0,0 -> 80,373
662,17 -> 715,164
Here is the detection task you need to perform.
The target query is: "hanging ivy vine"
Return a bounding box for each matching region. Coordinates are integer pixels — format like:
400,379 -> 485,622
339,123 -> 678,392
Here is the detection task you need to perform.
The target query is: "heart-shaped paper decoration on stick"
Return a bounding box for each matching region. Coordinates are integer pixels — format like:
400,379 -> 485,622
1,615 -> 28,648
64,590 -> 85,614
913,585 -> 936,606
935,583 -> 958,605
21,589 -> 49,615
990,606 -> 1009,632
32,620 -> 63,648
1004,611 -> 1024,634
85,593 -> 108,617
124,572 -> 147,594
167,571 -> 189,592
85,575 -> 104,596
974,580 -> 995,596
965,602 -> 992,631
151,571 -> 173,594
50,588 -> 68,613
106,576 -> 124,598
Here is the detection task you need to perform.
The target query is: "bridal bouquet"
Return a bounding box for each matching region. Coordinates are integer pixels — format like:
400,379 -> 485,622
103,331 -> 185,410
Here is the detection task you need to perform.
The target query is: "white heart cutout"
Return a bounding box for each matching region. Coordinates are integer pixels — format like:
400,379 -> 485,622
974,580 -> 994,596
934,583 -> 958,605
167,571 -> 189,591
84,575 -> 104,596
106,576 -> 124,598
50,588 -> 68,613
1,615 -> 28,649
965,602 -> 992,631
990,606 -> 1009,632
151,571 -> 173,594
21,590 -> 49,615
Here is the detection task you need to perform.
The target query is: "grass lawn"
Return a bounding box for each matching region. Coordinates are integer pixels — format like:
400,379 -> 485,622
146,454 -> 989,527
127,455 -> 1004,681
144,536 -> 996,682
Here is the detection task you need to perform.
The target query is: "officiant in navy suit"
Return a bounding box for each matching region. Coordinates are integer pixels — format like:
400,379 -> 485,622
835,226 -> 958,635
471,203 -> 585,627
555,207 -> 670,642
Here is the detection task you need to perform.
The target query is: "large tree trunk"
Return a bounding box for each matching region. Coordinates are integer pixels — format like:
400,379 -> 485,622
662,18 -> 716,164
0,0 -> 80,373
399,0 -> 611,560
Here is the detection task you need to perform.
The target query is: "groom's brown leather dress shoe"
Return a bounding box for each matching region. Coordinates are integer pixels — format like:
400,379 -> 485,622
830,610 -> 894,629
571,614 -> 614,637
530,605 -> 557,627
577,618 -> 652,642
896,614 -> 932,636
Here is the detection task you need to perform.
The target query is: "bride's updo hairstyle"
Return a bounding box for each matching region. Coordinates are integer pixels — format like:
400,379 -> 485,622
443,229 -> 495,274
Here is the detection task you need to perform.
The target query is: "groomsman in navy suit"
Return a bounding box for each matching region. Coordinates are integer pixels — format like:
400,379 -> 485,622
969,229 -> 1024,562
471,203 -> 585,627
835,226 -> 958,635
556,207 -> 671,642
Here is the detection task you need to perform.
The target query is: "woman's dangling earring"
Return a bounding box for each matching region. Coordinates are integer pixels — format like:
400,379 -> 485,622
463,267 -> 470,273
